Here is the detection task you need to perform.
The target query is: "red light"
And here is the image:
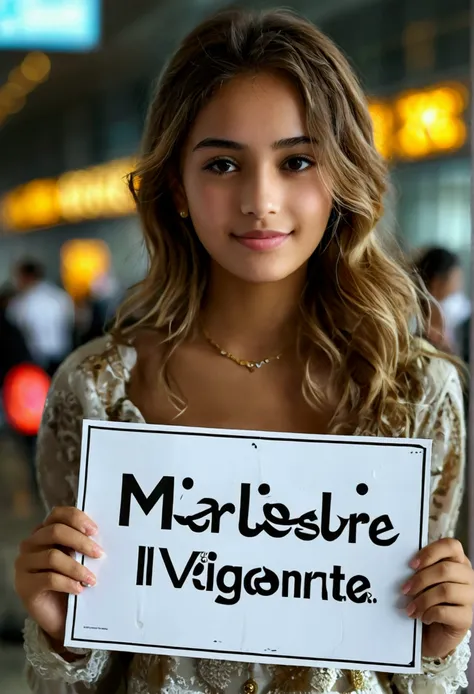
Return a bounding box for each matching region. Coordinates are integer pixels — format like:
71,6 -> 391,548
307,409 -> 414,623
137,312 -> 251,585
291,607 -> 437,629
3,364 -> 50,435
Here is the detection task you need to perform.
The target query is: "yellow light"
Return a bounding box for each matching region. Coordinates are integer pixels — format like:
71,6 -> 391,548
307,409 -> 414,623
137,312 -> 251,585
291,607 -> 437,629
20,52 -> 51,83
57,158 -> 136,222
394,83 -> 468,159
2,180 -> 60,230
8,67 -> 35,95
4,81 -> 25,98
1,157 -> 136,232
421,108 -> 437,127
0,84 -> 17,108
7,95 -> 26,114
60,239 -> 111,301
368,101 -> 394,158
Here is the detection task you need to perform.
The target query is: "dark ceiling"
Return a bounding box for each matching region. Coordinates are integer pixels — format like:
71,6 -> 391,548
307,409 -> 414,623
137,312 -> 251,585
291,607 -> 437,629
0,0 -> 386,126
0,0 -> 167,119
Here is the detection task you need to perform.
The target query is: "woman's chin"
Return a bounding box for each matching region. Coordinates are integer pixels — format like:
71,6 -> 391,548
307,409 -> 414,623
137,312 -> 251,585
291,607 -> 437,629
215,259 -> 305,285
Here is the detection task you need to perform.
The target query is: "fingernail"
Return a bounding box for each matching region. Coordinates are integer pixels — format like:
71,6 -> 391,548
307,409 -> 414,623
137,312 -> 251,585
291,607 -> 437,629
402,581 -> 412,595
406,602 -> 416,617
93,544 -> 104,558
82,574 -> 96,587
410,558 -> 420,570
75,583 -> 84,594
84,523 -> 98,536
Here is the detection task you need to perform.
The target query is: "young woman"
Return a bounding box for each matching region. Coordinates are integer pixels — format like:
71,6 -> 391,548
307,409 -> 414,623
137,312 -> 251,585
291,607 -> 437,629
14,9 -> 473,694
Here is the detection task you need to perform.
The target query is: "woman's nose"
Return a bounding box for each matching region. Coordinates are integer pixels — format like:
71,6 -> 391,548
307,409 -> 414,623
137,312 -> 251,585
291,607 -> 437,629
240,168 -> 280,219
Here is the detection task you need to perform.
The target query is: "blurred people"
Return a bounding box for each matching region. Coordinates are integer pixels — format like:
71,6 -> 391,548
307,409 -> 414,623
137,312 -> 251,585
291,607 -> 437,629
0,284 -> 32,388
415,247 -> 470,354
0,284 -> 39,514
73,271 -> 123,346
7,259 -> 74,377
83,272 -> 122,344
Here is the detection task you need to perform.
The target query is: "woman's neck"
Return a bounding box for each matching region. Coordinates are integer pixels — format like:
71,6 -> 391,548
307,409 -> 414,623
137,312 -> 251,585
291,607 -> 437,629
200,265 -> 306,358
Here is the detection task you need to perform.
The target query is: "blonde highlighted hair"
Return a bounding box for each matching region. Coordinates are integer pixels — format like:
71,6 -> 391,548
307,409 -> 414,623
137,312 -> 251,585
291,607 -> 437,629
114,7 -> 443,442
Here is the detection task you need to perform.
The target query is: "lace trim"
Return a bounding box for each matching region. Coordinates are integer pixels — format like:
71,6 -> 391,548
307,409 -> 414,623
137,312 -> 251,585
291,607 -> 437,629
393,631 -> 471,693
23,617 -> 112,684
266,665 -> 342,694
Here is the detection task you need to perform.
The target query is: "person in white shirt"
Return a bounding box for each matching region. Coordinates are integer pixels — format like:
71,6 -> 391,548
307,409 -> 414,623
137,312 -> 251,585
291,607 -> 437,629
415,247 -> 471,354
8,260 -> 74,376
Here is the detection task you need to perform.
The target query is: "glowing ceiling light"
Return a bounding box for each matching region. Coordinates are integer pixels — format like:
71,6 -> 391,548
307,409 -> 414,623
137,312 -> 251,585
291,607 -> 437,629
8,67 -> 35,95
61,239 -> 111,301
420,107 -> 437,127
368,101 -> 394,158
2,179 -> 61,230
394,83 -> 467,159
7,95 -> 26,114
20,52 -> 51,82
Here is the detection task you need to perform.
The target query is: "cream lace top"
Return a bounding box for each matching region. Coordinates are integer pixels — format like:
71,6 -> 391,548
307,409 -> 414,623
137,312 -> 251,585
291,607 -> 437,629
23,337 -> 471,694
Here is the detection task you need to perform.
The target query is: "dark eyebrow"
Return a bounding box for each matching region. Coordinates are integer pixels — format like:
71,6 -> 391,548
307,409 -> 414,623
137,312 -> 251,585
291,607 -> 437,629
272,136 -> 313,149
192,136 -> 314,152
193,138 -> 243,152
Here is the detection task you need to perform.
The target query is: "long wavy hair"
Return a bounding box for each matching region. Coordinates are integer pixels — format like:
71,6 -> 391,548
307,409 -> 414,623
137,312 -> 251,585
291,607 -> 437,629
113,7 -> 440,441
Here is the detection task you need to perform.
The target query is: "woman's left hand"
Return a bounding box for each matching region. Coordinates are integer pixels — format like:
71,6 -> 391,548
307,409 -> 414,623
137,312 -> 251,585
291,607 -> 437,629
402,538 -> 474,658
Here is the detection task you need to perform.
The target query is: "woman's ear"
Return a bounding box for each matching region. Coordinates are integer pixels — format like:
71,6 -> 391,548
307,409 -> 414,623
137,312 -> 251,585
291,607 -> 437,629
169,173 -> 188,217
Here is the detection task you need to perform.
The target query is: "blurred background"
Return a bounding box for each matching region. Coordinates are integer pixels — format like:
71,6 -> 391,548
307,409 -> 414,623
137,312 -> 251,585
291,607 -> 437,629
0,0 -> 470,691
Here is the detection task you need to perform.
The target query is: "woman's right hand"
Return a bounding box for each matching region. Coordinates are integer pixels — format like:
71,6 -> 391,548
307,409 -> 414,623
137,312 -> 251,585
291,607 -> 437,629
15,506 -> 103,645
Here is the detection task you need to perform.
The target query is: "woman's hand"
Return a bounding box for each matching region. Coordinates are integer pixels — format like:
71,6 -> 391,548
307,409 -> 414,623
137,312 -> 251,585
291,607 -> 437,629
15,506 -> 103,645
402,538 -> 474,658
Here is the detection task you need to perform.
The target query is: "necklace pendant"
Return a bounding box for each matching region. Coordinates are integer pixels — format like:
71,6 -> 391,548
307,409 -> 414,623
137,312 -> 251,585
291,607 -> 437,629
243,678 -> 258,694
202,327 -> 283,372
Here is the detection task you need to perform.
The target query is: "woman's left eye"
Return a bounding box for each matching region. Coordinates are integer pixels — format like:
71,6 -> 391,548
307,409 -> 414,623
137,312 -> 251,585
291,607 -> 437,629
282,157 -> 314,172
204,158 -> 238,175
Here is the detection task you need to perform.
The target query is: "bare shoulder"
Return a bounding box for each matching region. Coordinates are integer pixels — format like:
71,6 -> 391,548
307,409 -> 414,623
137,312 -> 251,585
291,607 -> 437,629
133,329 -> 167,358
130,329 -> 169,378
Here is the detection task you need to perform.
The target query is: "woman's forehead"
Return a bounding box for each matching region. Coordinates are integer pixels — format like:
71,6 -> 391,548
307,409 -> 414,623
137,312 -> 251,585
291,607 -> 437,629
187,72 -> 308,149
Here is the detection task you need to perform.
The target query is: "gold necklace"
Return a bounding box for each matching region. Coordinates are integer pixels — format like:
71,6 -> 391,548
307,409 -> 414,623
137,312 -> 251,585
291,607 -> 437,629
242,663 -> 258,694
202,329 -> 282,373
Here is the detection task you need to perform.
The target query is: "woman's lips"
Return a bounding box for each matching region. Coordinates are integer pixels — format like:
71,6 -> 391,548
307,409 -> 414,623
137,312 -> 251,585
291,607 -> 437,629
232,231 -> 291,251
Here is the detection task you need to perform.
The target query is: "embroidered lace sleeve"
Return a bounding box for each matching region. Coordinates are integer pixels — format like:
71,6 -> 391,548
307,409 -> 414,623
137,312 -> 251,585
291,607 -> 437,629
425,361 -> 466,543
392,360 -> 470,694
23,352 -> 122,692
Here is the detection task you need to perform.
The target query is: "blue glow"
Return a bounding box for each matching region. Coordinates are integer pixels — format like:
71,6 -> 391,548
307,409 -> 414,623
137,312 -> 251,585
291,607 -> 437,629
0,0 -> 101,51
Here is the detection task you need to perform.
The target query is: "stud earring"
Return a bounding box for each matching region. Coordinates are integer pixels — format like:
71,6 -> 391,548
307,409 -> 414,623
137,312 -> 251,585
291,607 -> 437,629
179,210 -> 188,219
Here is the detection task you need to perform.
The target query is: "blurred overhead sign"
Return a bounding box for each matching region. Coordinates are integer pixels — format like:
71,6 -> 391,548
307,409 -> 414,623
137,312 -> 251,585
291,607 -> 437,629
368,83 -> 468,161
1,157 -> 136,232
0,80 -> 469,233
0,0 -> 100,51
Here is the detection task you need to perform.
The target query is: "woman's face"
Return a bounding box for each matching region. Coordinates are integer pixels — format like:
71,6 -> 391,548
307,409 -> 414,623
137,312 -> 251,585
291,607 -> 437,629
180,71 -> 333,284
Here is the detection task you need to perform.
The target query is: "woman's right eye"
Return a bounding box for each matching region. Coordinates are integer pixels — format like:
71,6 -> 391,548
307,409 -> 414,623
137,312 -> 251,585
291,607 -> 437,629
203,158 -> 238,175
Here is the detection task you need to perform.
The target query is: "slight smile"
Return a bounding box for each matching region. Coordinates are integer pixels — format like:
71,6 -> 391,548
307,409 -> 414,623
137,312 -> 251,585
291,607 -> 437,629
231,231 -> 292,251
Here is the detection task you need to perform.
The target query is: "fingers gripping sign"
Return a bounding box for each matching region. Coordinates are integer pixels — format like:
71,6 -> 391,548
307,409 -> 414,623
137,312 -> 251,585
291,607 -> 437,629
402,538 -> 474,659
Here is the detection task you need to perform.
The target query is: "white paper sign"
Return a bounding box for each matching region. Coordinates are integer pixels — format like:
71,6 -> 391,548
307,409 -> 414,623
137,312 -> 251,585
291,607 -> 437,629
65,420 -> 431,674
